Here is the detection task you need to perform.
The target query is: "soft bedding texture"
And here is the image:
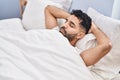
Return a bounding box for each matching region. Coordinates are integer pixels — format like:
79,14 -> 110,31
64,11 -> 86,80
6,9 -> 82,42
22,0 -> 72,30
75,7 -> 120,80
0,18 -> 24,31
0,30 -> 95,80
0,0 -> 120,79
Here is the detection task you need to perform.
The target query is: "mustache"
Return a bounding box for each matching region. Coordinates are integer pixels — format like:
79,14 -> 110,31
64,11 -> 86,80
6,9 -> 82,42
59,26 -> 77,41
59,26 -> 67,35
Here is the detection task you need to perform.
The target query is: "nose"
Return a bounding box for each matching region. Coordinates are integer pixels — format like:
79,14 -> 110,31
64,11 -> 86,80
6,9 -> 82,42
62,22 -> 69,29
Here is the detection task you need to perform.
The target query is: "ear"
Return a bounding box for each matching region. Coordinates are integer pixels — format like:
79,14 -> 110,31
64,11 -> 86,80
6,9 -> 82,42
76,32 -> 85,39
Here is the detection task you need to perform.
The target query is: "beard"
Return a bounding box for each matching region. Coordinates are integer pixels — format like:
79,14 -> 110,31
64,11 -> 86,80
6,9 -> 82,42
59,27 -> 77,41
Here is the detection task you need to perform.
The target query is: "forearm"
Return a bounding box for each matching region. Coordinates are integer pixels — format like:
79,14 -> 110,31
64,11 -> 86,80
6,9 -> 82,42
45,5 -> 70,29
46,5 -> 70,19
91,24 -> 110,45
80,23 -> 112,66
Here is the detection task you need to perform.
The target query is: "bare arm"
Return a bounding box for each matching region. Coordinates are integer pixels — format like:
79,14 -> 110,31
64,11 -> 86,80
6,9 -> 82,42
45,5 -> 70,29
80,22 -> 112,66
19,0 -> 27,18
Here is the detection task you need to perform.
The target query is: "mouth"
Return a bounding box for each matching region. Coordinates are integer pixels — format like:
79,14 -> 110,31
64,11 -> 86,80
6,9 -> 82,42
59,27 -> 66,35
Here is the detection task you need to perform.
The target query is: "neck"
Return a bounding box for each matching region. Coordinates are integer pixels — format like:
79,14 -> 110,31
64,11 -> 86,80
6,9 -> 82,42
70,38 -> 78,46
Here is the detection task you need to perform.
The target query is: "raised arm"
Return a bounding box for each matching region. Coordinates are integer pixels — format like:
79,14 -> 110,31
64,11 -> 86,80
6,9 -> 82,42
19,0 -> 27,18
80,22 -> 112,66
45,5 -> 70,29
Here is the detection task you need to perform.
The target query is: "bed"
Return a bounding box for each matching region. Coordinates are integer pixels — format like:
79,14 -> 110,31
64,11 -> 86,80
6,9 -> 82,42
0,0 -> 120,80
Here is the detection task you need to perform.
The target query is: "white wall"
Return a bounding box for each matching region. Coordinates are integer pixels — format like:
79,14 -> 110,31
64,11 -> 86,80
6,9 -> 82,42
0,0 -> 20,20
0,0 -> 115,19
70,0 -> 114,17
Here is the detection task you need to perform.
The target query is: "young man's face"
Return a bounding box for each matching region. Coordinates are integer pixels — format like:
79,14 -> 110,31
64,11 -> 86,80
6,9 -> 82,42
59,15 -> 85,41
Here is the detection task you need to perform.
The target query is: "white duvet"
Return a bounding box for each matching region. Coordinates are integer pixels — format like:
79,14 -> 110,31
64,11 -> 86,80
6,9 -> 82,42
0,30 -> 95,80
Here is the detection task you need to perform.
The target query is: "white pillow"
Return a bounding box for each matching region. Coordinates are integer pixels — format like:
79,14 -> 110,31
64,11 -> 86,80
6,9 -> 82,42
22,0 -> 72,30
75,33 -> 96,52
87,7 -> 120,80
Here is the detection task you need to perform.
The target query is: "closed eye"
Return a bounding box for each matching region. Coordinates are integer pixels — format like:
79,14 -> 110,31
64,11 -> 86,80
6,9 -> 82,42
70,21 -> 75,28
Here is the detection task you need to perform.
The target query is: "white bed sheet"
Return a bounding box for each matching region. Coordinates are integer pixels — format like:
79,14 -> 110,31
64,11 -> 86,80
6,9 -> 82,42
0,18 -> 24,31
0,30 -> 95,80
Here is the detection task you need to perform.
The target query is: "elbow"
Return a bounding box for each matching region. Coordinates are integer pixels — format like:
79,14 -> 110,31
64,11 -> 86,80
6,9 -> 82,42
104,41 -> 112,52
100,40 -> 112,52
108,42 -> 112,50
45,5 -> 51,13
84,60 -> 97,66
45,5 -> 49,12
45,5 -> 53,12
86,62 -> 94,67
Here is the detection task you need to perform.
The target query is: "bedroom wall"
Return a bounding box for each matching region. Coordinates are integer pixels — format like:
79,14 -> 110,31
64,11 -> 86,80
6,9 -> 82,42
70,0 -> 114,17
0,0 -> 20,20
0,0 -> 114,19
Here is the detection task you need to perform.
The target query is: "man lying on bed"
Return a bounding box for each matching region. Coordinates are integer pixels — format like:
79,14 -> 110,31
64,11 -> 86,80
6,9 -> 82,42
44,5 -> 112,66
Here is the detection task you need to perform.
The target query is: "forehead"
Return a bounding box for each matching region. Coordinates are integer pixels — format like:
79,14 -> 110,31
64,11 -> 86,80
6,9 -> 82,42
67,15 -> 80,24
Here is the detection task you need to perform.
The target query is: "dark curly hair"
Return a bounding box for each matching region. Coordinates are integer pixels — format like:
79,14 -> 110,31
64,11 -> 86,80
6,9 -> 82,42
71,10 -> 92,34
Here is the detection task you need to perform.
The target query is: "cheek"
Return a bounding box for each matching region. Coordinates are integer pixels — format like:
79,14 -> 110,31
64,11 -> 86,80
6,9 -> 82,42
66,28 -> 79,34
